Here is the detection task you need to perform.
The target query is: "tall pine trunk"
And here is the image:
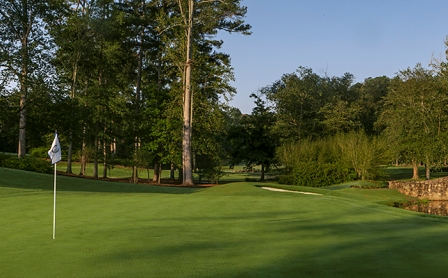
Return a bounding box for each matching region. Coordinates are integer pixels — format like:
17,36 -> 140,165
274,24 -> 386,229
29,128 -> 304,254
80,126 -> 87,176
132,7 -> 145,184
93,135 -> 98,178
181,0 -> 194,186
260,163 -> 265,181
103,137 -> 107,178
66,53 -> 80,174
18,36 -> 28,157
66,134 -> 73,174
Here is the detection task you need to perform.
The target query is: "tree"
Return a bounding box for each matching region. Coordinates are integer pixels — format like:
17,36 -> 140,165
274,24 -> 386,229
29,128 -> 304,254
175,0 -> 250,185
0,0 -> 65,157
353,76 -> 390,135
378,64 -> 447,179
335,130 -> 389,181
264,67 -> 322,141
228,93 -> 278,181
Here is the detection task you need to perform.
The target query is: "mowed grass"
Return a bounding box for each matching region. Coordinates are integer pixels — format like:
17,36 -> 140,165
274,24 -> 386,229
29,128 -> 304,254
2,167 -> 448,277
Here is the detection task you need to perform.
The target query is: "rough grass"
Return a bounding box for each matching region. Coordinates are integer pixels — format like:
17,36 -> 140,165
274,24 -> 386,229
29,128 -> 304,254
2,167 -> 448,277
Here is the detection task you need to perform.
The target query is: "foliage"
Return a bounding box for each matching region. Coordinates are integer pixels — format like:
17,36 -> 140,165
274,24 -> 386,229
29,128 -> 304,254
335,130 -> 390,180
227,94 -> 278,180
194,153 -> 225,184
30,147 -> 50,159
0,155 -> 52,174
277,139 -> 356,187
378,64 -> 448,179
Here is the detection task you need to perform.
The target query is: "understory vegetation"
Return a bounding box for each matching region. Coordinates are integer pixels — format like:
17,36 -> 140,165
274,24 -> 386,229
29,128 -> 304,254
277,130 -> 390,187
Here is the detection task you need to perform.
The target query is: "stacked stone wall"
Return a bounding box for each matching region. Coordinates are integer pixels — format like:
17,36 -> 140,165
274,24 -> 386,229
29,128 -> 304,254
389,176 -> 448,200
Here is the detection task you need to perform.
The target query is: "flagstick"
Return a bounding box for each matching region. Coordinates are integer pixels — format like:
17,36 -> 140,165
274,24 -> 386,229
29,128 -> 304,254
53,162 -> 57,239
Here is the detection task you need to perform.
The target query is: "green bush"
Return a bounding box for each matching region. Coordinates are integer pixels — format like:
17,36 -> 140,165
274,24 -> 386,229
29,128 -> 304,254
0,156 -> 52,174
30,147 -> 50,159
277,138 -> 356,187
279,161 -> 356,187
335,130 -> 389,180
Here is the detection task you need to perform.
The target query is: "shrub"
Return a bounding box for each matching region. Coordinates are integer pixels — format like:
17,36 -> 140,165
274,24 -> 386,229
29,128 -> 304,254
279,160 -> 356,187
30,147 -> 50,159
277,138 -> 356,187
0,156 -> 52,174
335,130 -> 389,180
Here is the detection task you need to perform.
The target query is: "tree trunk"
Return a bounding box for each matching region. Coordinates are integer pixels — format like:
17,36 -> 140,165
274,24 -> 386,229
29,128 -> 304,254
66,133 -> 73,174
80,126 -> 87,176
170,163 -> 175,179
18,39 -> 28,157
93,137 -> 98,178
425,157 -> 430,180
260,163 -> 265,181
412,159 -> 419,180
181,0 -> 194,186
67,52 -> 80,174
18,94 -> 26,157
132,3 -> 145,184
153,162 -> 159,182
158,163 -> 162,184
103,139 -> 107,178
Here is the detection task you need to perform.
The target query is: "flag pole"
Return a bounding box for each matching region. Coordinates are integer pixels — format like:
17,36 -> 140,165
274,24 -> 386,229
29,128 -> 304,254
53,162 -> 57,239
49,130 -> 61,240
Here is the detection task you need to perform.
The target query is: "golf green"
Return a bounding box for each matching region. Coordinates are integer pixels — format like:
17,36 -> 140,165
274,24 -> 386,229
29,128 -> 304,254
1,167 -> 448,277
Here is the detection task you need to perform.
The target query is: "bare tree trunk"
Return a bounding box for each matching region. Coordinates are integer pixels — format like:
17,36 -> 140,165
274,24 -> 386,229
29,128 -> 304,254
153,162 -> 159,182
66,134 -> 73,174
132,1 -> 145,184
425,156 -> 431,180
18,43 -> 28,157
260,163 -> 265,181
412,159 -> 419,180
181,0 -> 194,186
80,126 -> 87,176
170,163 -> 175,179
66,52 -> 80,174
16,2 -> 32,158
93,136 -> 98,178
103,138 -> 107,178
18,94 -> 26,157
158,163 -> 162,184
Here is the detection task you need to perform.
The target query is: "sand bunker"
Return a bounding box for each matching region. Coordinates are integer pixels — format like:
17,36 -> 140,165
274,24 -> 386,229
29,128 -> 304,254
261,187 -> 322,196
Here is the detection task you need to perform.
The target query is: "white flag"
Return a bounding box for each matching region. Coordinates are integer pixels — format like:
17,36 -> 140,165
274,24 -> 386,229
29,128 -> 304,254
48,134 -> 61,164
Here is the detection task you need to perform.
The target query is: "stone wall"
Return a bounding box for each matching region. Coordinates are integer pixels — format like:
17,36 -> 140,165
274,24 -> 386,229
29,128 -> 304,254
389,176 -> 448,200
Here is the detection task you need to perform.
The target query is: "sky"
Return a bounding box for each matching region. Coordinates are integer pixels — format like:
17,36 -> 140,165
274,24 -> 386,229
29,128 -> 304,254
217,0 -> 448,114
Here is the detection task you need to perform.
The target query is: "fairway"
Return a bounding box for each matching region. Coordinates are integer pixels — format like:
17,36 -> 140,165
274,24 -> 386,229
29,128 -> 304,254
1,168 -> 448,277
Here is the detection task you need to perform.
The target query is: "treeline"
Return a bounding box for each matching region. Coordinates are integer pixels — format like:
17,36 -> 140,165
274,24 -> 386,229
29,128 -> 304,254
254,52 -> 448,186
228,67 -> 391,185
0,0 -> 250,184
2,1 -> 448,186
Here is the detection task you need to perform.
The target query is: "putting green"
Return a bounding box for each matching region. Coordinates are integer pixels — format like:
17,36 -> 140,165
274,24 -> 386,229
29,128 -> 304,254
1,167 -> 448,277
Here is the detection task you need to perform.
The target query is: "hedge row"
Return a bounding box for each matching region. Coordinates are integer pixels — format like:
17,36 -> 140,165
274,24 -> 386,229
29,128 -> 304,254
0,154 -> 52,174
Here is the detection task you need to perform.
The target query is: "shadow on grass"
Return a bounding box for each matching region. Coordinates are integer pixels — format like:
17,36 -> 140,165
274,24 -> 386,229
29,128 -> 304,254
0,167 -> 203,195
96,201 -> 448,277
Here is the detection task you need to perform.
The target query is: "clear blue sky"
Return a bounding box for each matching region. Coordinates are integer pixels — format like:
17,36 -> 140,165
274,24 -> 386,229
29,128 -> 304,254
217,0 -> 448,114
